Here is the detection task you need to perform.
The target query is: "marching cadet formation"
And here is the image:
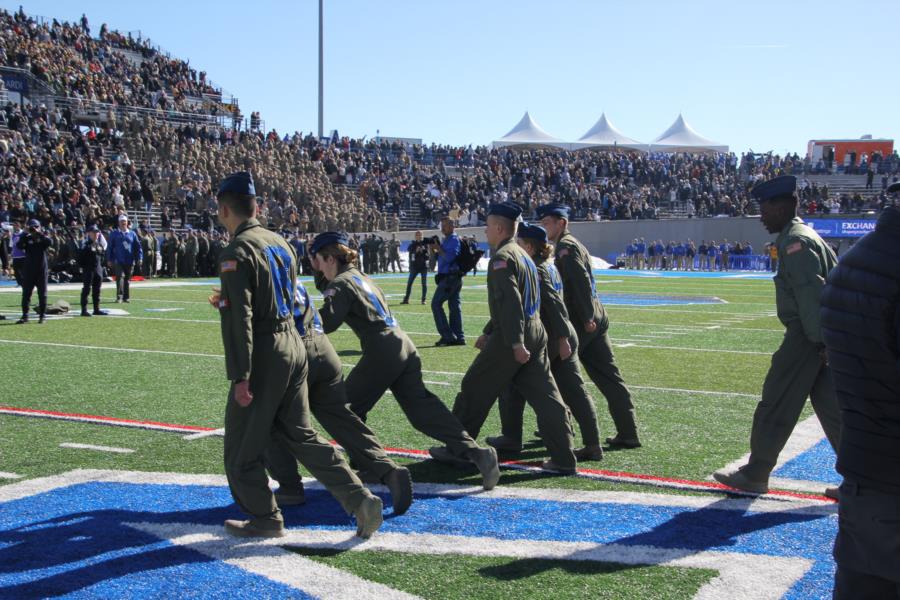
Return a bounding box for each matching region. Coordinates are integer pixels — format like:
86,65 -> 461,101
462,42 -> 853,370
205,171 -> 842,540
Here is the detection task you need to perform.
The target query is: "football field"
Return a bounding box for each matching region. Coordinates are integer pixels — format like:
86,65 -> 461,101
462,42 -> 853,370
0,271 -> 839,599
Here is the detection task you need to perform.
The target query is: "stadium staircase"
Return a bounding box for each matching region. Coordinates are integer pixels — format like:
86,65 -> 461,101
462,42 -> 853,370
803,173 -> 882,199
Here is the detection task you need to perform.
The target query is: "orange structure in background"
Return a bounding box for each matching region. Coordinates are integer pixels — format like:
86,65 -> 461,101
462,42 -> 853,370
807,137 -> 894,168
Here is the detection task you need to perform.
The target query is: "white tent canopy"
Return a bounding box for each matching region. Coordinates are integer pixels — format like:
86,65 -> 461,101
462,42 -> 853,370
493,112 -> 568,150
570,113 -> 647,152
650,114 -> 728,153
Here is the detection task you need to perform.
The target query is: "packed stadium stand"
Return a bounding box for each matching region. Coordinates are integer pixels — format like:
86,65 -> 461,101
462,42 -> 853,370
0,7 -> 897,236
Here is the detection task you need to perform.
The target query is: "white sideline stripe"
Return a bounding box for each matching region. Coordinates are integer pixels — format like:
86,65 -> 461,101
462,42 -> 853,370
0,469 -> 837,513
616,343 -> 636,348
0,338 -> 225,358
0,471 -> 22,479
59,442 -> 134,454
182,428 -> 225,440
130,523 -> 812,600
342,361 -> 760,398
629,334 -> 672,339
129,523 -> 422,600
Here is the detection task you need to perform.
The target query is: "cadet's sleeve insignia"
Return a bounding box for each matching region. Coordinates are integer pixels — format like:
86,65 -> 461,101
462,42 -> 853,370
786,242 -> 803,255
323,288 -> 337,297
493,260 -> 508,270
220,260 -> 237,273
557,248 -> 569,257
217,298 -> 230,309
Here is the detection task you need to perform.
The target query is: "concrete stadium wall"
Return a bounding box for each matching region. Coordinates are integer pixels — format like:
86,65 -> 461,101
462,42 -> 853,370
386,217 -> 779,259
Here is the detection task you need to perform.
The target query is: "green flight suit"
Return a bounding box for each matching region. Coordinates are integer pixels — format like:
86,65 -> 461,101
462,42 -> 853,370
556,230 -> 639,440
451,238 -> 576,469
742,217 -> 842,480
217,218 -> 369,525
316,265 -> 480,458
499,257 -> 600,447
184,235 -> 198,277
266,279 -> 402,488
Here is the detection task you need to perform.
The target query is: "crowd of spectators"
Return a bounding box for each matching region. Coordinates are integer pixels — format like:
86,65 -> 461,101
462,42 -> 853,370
0,6 -> 897,249
0,8 -> 233,117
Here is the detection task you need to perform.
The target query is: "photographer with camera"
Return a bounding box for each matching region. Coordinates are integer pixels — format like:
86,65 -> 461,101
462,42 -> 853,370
79,225 -> 105,317
401,231 -> 430,305
16,219 -> 51,324
431,214 -> 465,346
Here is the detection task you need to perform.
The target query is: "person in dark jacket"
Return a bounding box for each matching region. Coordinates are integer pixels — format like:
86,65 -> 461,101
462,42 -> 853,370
821,185 -> 900,598
79,225 -> 105,316
16,219 -> 51,324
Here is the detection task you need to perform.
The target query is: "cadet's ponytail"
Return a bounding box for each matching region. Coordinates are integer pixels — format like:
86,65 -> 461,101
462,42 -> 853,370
318,243 -> 359,267
538,242 -> 554,262
521,238 -> 554,262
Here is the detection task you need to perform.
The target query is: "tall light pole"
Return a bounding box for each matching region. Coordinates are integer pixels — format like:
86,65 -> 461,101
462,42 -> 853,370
318,0 -> 324,139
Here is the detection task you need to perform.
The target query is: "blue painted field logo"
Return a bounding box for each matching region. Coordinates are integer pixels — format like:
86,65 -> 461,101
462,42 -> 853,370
0,470 -> 836,599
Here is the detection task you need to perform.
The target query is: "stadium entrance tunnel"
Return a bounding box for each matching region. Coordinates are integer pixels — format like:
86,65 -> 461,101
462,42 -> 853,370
598,293 -> 726,306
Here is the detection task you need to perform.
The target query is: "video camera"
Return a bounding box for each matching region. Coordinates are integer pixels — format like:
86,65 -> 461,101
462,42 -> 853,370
424,235 -> 441,245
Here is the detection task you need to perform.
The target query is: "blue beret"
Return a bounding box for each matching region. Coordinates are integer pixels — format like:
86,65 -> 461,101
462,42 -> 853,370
751,175 -> 797,202
535,204 -> 569,219
27,218 -> 40,228
86,224 -> 99,232
217,171 -> 256,197
487,202 -> 523,221
310,231 -> 350,254
518,223 -> 548,243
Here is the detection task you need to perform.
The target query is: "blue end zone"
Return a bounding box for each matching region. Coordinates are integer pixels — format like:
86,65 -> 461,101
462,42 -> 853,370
773,439 -> 841,485
0,480 -> 837,599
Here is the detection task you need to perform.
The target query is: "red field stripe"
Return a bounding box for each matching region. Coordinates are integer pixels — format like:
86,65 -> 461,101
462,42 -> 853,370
0,405 -> 834,502
0,406 -> 214,433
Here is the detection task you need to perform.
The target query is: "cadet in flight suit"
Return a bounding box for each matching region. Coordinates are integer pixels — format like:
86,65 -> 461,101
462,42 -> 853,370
714,175 -> 841,497
308,232 -> 500,490
488,223 -> 603,461
211,172 -> 383,539
265,276 -> 414,515
433,203 -> 577,474
78,224 -> 105,317
16,218 -> 51,324
538,204 -> 641,448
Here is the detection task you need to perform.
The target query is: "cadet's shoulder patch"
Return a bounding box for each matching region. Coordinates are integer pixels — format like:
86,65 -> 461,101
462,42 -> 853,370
493,260 -> 508,270
557,248 -> 570,257
323,288 -> 337,297
220,260 -> 237,273
786,242 -> 803,255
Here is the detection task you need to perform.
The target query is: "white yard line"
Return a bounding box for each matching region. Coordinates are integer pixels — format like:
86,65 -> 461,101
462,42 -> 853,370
713,416 -> 831,493
182,428 -> 225,441
59,442 -> 134,454
0,338 -> 224,359
129,523 -> 423,600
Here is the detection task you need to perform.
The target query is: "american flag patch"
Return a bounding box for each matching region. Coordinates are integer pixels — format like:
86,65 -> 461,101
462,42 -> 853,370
786,242 -> 803,255
493,260 -> 508,270
557,248 -> 570,257
217,298 -> 230,309
220,260 -> 237,273
324,288 -> 337,297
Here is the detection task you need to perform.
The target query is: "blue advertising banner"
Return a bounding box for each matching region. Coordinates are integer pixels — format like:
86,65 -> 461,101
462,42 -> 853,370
805,218 -> 876,238
1,72 -> 27,94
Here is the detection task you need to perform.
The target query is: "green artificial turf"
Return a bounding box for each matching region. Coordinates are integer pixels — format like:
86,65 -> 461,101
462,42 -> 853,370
293,547 -> 717,600
0,273 -> 808,489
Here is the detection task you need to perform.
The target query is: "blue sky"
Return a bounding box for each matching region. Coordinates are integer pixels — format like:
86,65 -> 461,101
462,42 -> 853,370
5,0 -> 898,154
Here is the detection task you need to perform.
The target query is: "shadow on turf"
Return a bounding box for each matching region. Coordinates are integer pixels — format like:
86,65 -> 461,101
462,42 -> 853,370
477,496 -> 822,582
